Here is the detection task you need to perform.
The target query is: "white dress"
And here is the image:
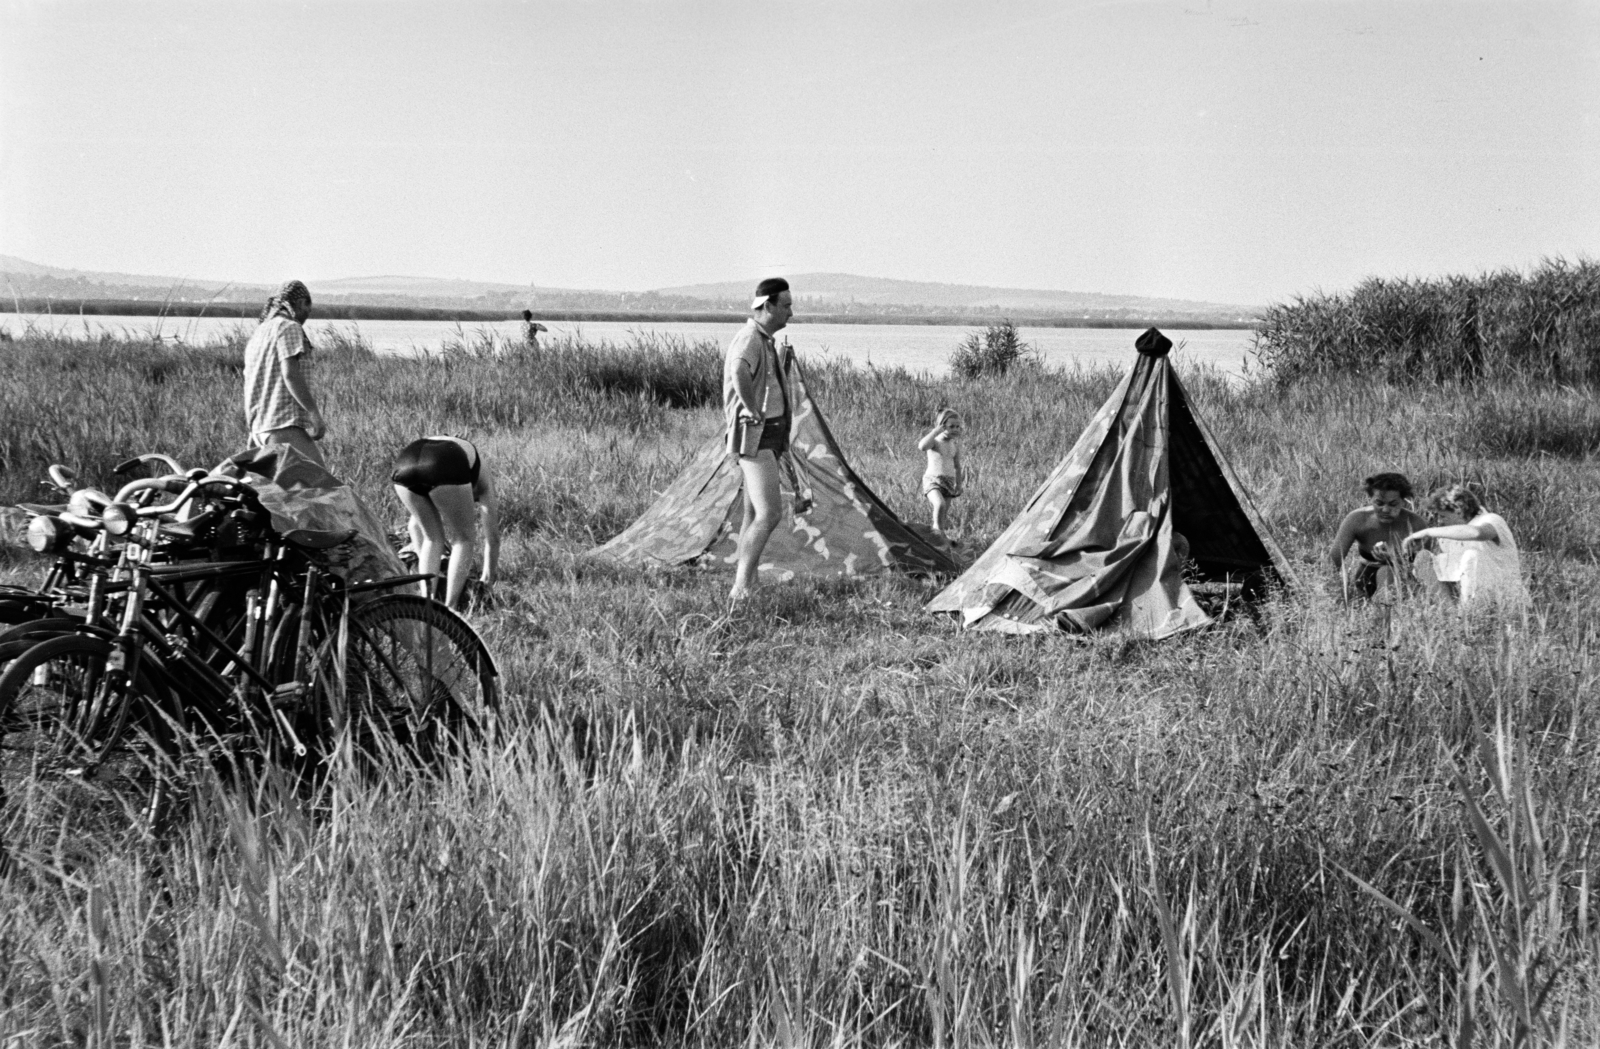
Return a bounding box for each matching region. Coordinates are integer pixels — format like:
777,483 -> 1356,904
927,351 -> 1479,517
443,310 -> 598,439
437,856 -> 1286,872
1431,512 -> 1531,613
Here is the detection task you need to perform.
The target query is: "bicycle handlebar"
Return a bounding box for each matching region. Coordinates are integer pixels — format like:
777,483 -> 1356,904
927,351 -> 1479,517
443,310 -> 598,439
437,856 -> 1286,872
103,474 -> 258,535
47,464 -> 79,491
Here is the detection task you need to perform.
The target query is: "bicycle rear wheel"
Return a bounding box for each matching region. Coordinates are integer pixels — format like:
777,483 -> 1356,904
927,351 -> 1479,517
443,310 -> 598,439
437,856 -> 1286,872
0,635 -> 181,858
320,595 -> 498,768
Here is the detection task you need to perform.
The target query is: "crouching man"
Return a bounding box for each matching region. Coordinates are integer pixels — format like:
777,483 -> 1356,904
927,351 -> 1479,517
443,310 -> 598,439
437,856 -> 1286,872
1328,471 -> 1427,602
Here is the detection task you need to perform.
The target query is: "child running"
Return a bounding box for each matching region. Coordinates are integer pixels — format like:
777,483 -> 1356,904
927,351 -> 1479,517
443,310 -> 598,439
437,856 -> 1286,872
918,408 -> 966,539
1328,471 -> 1428,601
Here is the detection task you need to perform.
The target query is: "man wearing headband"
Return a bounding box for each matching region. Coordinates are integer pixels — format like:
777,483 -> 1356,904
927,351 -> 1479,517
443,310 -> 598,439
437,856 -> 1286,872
723,276 -> 795,601
242,279 -> 328,467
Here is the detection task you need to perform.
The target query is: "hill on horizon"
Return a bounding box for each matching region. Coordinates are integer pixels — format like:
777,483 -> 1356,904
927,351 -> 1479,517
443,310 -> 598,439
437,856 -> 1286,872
1,254 -> 1257,319
653,272 -> 1256,315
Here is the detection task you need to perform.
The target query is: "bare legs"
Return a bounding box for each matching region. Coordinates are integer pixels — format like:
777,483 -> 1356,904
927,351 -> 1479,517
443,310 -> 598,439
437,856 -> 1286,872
926,489 -> 950,535
731,450 -> 782,602
393,483 -> 479,610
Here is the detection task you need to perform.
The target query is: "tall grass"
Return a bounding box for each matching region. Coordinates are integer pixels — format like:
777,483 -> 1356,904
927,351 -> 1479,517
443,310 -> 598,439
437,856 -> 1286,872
1253,257 -> 1600,384
1,327 -> 1598,1044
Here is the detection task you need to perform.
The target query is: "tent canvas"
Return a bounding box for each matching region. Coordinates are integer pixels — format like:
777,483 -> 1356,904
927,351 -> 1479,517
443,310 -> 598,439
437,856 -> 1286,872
589,351 -> 958,581
927,329 -> 1294,637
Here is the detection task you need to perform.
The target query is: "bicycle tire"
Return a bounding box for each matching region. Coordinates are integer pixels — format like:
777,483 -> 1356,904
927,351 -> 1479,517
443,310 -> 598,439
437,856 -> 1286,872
318,594 -> 498,767
0,634 -> 182,855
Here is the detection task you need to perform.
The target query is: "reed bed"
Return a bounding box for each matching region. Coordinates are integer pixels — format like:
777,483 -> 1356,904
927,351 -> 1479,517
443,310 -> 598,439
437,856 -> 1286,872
1253,257 -> 1600,385
1,327 -> 1597,1046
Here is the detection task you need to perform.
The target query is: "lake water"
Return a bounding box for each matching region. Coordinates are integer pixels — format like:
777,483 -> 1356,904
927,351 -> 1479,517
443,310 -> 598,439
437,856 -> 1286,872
4,313 -> 1261,379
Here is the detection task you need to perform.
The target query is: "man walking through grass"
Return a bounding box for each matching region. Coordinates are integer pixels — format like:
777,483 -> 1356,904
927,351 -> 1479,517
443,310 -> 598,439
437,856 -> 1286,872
724,277 -> 795,602
243,279 -> 328,468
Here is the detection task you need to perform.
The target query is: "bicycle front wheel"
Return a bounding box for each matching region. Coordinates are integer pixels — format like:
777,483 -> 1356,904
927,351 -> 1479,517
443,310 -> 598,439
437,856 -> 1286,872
0,635 -> 181,858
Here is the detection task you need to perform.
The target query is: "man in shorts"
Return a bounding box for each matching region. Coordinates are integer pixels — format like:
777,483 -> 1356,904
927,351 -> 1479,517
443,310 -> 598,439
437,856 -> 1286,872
242,279 -> 328,467
723,277 -> 795,602
1328,471 -> 1428,601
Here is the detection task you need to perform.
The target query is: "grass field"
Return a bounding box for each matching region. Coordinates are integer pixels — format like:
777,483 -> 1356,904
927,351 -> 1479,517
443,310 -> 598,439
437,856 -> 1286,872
1,323 -> 1596,1046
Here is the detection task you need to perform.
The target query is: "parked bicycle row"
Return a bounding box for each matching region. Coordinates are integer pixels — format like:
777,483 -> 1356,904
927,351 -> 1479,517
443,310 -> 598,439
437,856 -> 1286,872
0,448 -> 500,856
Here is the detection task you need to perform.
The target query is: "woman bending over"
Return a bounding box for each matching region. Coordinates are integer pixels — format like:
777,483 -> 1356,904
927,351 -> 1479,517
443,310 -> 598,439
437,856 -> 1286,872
391,436 -> 500,611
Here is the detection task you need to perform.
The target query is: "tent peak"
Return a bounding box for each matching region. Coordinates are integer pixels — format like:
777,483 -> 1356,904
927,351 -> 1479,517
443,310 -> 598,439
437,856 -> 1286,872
1135,327 -> 1173,357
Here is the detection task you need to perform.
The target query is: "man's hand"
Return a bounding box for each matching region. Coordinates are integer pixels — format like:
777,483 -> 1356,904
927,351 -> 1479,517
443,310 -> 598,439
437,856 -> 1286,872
307,411 -> 327,441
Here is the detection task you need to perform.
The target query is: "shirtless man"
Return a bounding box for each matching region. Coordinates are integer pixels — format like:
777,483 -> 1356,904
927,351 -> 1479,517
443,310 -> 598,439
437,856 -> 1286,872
1328,471 -> 1428,600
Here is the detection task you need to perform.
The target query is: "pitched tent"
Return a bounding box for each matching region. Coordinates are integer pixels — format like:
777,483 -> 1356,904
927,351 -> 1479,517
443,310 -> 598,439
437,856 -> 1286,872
927,328 -> 1295,637
588,350 -> 958,581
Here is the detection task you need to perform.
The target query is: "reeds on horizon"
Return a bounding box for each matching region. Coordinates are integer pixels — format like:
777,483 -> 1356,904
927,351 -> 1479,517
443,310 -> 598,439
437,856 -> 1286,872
1253,256 -> 1600,385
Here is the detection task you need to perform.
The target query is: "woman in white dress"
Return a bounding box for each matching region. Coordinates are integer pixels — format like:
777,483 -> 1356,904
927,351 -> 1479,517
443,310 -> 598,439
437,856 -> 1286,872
1401,484 -> 1530,617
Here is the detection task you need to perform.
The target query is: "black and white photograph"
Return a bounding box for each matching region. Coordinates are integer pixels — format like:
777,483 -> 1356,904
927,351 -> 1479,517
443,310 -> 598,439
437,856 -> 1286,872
2,1 -> 1597,1044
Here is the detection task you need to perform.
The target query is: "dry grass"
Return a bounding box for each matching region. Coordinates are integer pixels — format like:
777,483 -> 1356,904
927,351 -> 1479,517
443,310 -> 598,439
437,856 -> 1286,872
0,325 -> 1597,1046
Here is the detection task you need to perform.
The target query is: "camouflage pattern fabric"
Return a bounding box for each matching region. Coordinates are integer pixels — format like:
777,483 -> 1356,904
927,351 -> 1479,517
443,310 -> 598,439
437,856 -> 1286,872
927,333 -> 1294,637
224,443 -> 406,585
589,353 -> 958,581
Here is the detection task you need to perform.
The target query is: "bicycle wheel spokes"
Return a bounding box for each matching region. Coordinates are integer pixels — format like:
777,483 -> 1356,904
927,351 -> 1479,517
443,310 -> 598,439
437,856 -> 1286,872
325,596 -> 497,769
0,635 -> 178,856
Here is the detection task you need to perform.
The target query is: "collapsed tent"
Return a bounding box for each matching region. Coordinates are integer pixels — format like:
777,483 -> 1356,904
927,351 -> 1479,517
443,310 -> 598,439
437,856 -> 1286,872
589,350 -> 957,581
927,328 -> 1294,637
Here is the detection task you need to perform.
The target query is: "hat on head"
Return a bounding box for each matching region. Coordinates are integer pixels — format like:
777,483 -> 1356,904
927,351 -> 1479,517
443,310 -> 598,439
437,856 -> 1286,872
751,276 -> 791,310
1135,327 -> 1172,357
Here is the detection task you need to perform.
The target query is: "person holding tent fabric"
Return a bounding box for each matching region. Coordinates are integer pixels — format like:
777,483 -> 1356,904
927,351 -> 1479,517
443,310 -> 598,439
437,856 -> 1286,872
242,279 -> 328,467
724,277 -> 795,602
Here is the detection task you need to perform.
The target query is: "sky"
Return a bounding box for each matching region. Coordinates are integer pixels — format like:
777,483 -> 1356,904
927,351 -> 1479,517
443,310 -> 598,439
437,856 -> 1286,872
1,0 -> 1596,306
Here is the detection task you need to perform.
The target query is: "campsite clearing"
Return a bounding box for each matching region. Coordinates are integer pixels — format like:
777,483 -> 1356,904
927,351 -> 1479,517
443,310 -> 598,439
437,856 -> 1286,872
1,327 -> 1597,1045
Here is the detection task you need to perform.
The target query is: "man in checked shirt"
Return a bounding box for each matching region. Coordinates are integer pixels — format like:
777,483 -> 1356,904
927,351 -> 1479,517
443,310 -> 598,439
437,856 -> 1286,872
242,279 -> 329,467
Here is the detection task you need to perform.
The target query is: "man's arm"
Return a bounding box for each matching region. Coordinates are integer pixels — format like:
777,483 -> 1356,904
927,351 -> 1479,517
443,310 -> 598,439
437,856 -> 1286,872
279,347 -> 325,440
725,333 -> 764,418
1328,511 -> 1361,573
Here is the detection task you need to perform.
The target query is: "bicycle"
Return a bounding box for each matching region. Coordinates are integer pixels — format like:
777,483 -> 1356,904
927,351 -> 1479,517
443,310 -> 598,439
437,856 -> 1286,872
1,462 -> 499,855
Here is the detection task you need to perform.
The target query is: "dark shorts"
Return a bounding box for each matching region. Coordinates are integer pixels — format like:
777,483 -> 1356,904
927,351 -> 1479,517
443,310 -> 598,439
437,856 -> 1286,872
392,438 -> 481,496
1352,559 -> 1382,598
756,416 -> 790,456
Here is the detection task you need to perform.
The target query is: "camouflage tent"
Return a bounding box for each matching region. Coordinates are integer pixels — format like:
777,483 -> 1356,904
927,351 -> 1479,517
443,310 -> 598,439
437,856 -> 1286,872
927,329 -> 1294,637
589,351 -> 957,581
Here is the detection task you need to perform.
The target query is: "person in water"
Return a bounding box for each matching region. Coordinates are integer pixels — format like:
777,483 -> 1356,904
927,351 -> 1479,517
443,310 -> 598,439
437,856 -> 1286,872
391,436 -> 500,611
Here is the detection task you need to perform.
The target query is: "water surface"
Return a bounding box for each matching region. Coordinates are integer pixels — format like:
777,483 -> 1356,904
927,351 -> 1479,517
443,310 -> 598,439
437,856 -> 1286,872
4,313 -> 1260,378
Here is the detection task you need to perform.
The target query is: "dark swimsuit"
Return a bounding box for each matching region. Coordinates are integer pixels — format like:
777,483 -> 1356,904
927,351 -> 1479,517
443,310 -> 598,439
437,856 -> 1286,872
392,438 -> 481,495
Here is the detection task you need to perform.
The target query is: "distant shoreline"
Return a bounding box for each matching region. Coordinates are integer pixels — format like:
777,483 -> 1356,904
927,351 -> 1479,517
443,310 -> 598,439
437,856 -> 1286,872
1,298 -> 1260,331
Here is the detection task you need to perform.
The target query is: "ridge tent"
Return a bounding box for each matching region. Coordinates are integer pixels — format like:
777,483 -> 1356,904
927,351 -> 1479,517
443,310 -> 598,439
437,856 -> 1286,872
927,328 -> 1294,637
588,350 -> 958,581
